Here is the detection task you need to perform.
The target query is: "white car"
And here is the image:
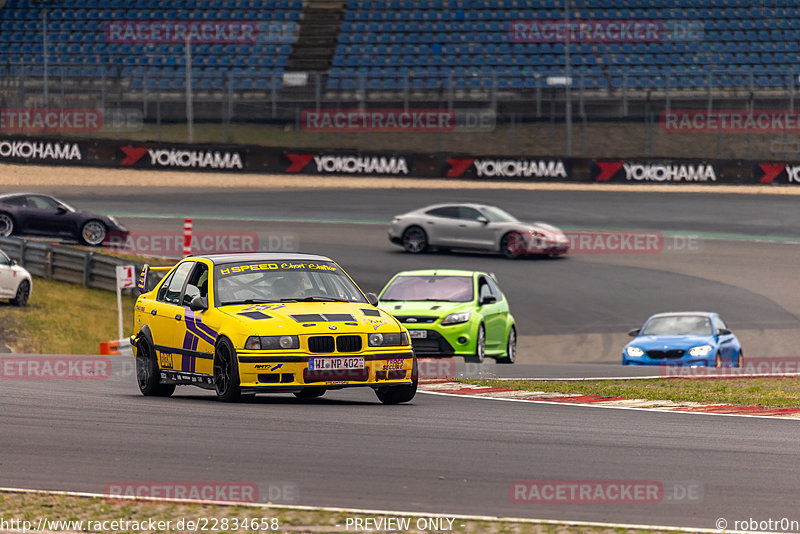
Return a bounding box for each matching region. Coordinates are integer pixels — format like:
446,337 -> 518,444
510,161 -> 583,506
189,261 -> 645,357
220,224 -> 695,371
388,203 -> 570,258
0,249 -> 32,306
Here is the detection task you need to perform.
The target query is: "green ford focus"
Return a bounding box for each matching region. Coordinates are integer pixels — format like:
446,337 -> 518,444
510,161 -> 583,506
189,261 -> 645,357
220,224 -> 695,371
378,269 -> 516,364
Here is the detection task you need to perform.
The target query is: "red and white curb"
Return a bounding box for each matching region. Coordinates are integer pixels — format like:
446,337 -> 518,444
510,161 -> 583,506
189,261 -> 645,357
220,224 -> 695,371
418,380 -> 800,419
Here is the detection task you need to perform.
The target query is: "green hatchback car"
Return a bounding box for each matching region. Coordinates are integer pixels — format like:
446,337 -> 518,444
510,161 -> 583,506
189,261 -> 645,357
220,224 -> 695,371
378,269 -> 516,363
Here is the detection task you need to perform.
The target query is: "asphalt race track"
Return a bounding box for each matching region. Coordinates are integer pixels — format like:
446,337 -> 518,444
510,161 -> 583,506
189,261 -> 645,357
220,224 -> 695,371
4,184 -> 800,530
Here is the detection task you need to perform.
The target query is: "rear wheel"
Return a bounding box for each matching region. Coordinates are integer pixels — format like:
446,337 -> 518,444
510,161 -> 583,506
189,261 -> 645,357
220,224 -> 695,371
0,213 -> 14,237
402,226 -> 428,254
501,231 -> 526,258
464,324 -> 486,364
81,220 -> 107,246
10,280 -> 30,307
497,326 -> 516,364
135,338 -> 175,397
294,387 -> 326,399
214,338 -> 241,402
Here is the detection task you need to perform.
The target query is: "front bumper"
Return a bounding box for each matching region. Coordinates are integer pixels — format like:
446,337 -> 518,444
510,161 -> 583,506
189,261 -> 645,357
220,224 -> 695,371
402,323 -> 475,356
236,350 -> 415,391
622,355 -> 714,366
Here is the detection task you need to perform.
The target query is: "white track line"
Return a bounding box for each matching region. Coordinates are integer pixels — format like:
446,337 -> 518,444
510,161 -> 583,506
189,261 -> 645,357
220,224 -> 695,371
419,390 -> 800,420
487,372 -> 800,381
0,486 -> 739,533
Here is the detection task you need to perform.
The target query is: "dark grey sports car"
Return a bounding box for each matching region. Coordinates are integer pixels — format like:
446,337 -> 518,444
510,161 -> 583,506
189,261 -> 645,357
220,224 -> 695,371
0,193 -> 128,246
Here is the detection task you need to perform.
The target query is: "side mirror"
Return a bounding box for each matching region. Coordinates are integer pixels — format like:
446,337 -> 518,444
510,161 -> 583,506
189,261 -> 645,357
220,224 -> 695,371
476,216 -> 489,224
480,295 -> 497,305
10,259 -> 17,266
189,296 -> 208,312
366,292 -> 379,307
56,206 -> 67,214
717,328 -> 731,336
628,328 -> 640,337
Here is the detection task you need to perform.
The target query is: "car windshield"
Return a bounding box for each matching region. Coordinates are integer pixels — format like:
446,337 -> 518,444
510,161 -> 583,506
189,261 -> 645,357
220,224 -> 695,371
641,316 -> 713,336
480,206 -> 519,223
380,275 -> 474,302
214,260 -> 366,305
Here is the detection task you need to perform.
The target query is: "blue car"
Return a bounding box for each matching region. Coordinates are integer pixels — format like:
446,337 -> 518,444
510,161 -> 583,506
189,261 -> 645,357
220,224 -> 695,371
622,312 -> 743,367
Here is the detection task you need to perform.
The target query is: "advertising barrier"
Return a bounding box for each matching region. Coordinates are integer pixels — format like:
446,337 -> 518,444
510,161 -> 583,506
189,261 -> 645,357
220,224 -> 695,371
2,134 -> 800,186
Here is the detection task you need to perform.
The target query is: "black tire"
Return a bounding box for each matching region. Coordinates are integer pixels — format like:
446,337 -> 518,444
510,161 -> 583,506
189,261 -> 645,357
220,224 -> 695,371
294,387 -> 326,399
0,213 -> 14,237
81,219 -> 107,246
135,338 -> 175,397
497,326 -> 516,364
714,353 -> 722,368
401,226 -> 428,254
736,349 -> 744,368
214,338 -> 241,402
10,280 -> 30,307
375,377 -> 417,405
464,324 -> 486,364
500,231 -> 526,259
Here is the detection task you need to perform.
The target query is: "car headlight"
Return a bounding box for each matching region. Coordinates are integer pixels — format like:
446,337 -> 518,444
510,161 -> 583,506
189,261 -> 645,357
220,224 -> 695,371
626,346 -> 645,357
442,311 -> 471,325
244,335 -> 299,350
688,345 -> 713,357
368,332 -> 409,347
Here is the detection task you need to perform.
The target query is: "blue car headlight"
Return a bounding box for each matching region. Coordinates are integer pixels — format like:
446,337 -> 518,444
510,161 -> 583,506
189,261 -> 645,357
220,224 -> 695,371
688,345 -> 713,357
625,346 -> 644,357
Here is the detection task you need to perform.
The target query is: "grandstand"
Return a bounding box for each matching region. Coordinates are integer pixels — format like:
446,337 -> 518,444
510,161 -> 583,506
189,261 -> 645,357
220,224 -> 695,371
0,0 -> 795,95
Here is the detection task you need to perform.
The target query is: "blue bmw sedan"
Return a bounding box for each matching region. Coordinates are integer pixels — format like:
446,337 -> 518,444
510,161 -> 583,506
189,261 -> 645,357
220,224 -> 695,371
622,312 -> 742,367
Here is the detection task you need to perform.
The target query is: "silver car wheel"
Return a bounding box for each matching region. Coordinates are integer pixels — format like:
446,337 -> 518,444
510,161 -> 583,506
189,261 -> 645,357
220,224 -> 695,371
0,213 -> 13,236
81,220 -> 107,246
402,226 -> 428,254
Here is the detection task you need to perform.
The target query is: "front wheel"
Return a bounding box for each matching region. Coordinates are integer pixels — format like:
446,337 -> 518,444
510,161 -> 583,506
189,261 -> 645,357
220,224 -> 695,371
464,324 -> 486,364
501,231 -> 526,259
135,338 -> 175,397
214,338 -> 241,402
81,220 -> 107,246
497,326 -> 516,364
736,349 -> 744,368
10,280 -> 30,307
375,378 -> 417,405
402,226 -> 428,254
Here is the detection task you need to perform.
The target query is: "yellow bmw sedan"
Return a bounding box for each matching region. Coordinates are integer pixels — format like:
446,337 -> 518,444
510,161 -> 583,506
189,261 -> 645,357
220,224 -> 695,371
131,253 -> 417,404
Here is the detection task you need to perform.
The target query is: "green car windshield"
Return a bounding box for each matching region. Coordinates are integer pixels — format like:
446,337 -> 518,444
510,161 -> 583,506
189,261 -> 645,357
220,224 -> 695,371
214,261 -> 367,305
381,275 -> 474,302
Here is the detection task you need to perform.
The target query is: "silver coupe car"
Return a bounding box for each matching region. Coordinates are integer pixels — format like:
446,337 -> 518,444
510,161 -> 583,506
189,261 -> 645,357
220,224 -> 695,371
388,203 -> 570,258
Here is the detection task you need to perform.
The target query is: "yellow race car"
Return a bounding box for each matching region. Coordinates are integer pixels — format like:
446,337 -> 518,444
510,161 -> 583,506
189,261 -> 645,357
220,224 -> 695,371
131,253 -> 417,404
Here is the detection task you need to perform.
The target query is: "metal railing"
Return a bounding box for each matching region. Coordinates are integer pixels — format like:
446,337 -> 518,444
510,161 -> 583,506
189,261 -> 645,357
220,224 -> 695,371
0,236 -> 164,293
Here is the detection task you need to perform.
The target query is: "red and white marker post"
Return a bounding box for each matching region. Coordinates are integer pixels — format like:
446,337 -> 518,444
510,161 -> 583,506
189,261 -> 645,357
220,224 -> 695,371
183,218 -> 193,257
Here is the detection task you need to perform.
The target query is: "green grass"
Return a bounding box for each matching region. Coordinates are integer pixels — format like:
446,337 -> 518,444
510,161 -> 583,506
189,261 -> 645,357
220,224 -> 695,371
0,491 -> 686,533
0,277 -> 136,354
460,378 -> 800,408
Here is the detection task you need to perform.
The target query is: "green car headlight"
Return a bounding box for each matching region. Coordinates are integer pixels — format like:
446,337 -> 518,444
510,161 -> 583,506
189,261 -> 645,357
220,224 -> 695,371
442,311 -> 471,325
626,346 -> 644,357
244,335 -> 299,350
368,332 -> 409,347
